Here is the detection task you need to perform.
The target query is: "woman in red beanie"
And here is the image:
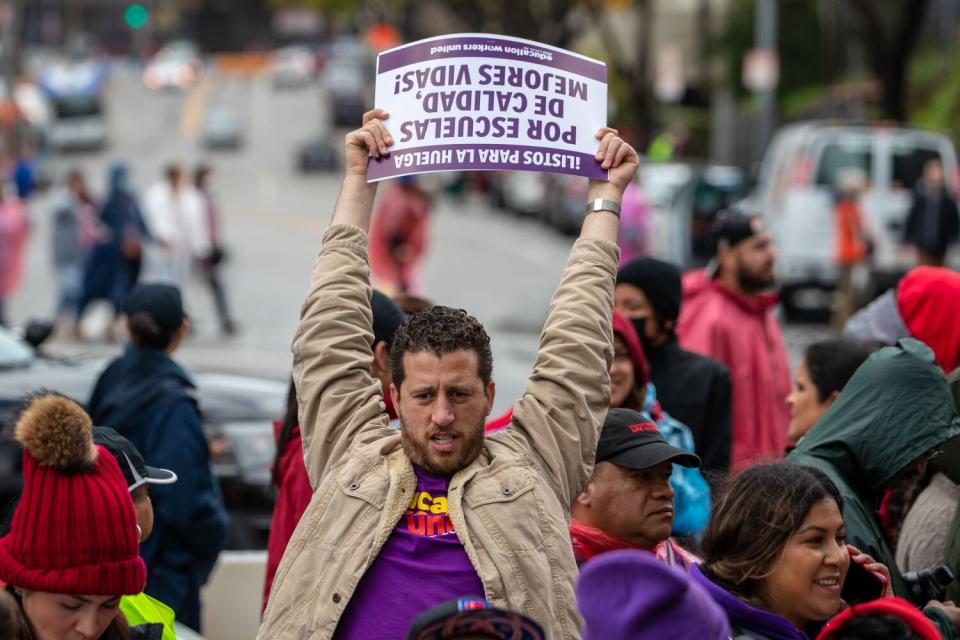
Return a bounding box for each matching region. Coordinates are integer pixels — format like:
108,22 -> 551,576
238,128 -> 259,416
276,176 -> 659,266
0,394 -> 161,640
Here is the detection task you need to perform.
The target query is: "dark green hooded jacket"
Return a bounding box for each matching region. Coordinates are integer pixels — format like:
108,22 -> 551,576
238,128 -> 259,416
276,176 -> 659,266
945,367 -> 960,604
788,339 -> 960,638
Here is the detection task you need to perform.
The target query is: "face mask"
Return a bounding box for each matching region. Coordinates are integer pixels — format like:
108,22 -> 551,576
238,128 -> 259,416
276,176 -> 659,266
630,316 -> 658,355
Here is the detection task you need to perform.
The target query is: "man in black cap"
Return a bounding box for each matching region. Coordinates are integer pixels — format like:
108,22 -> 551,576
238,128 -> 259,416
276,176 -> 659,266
92,426 -> 180,639
616,257 -> 732,477
677,210 -> 792,471
570,408 -> 702,569
88,283 -> 228,632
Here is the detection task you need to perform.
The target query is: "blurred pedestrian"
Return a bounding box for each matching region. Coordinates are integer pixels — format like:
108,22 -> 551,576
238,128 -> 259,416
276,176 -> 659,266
259,109 -> 638,640
194,165 -> 236,335
0,182 -> 28,327
691,462 -> 889,639
843,266 -> 960,374
617,257 -> 732,477
140,164 -> 210,292
677,210 -> 791,470
93,426 -> 179,640
787,339 -> 960,637
369,175 -> 430,295
87,283 -> 228,632
406,597 -> 545,640
262,290 -> 406,613
577,550 -> 730,640
896,469 -> 959,577
49,169 -> 100,331
0,394 -> 160,640
12,153 -> 36,204
570,408 -> 701,568
610,310 -> 710,535
903,158 -> 959,267
76,164 -> 148,340
786,339 -> 874,443
832,169 -> 872,329
617,181 -> 651,266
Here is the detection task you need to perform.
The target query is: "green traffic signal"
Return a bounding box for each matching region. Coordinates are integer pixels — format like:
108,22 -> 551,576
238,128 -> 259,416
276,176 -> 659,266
124,4 -> 149,30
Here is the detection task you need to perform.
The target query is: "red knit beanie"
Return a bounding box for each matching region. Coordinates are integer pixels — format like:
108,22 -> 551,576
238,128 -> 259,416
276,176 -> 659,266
0,394 -> 146,595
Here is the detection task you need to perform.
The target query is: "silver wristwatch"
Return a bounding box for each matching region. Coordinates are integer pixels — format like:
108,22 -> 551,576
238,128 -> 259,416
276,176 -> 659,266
585,198 -> 621,217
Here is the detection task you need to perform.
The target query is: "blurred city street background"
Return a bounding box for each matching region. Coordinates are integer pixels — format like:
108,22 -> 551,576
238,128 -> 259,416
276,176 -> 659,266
5,1 -> 960,636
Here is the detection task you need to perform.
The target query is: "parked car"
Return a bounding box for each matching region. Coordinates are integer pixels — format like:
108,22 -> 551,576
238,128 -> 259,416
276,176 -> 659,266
745,121 -> 959,315
143,41 -> 204,91
0,325 -> 285,550
325,36 -> 374,127
297,138 -> 339,172
271,45 -> 316,89
201,108 -> 243,150
493,171 -> 550,218
644,163 -> 744,269
541,173 -> 587,235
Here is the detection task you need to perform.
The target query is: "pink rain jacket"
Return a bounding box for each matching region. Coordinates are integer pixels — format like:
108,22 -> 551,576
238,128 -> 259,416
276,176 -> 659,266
677,269 -> 791,469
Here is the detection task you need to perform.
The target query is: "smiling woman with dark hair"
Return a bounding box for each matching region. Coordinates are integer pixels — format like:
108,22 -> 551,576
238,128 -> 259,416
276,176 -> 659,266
689,462 -> 892,640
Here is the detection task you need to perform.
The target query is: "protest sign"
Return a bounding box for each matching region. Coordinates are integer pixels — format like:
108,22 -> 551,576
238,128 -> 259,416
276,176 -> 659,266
367,33 -> 608,182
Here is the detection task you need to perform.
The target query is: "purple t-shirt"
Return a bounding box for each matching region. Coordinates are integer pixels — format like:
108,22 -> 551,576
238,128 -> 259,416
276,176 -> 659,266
334,465 -> 485,639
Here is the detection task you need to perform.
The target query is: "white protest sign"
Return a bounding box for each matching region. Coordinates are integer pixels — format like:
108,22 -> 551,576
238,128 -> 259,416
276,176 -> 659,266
368,33 -> 608,182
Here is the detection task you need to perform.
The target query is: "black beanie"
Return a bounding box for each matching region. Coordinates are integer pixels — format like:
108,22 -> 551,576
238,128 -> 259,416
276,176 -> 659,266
616,257 -> 683,323
371,289 -> 406,346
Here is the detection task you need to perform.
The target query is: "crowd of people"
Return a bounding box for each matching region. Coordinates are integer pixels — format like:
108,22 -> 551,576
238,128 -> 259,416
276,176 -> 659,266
1,105 -> 960,640
0,160 -> 237,337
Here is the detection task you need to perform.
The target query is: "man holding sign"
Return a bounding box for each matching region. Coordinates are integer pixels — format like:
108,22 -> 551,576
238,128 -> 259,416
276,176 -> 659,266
258,106 -> 637,639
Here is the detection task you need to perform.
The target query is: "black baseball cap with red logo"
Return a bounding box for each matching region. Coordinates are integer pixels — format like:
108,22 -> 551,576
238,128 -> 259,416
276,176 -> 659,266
597,408 -> 701,470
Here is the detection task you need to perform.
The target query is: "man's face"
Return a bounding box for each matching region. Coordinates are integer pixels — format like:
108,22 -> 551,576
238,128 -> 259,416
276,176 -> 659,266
732,231 -> 776,292
578,461 -> 675,548
391,349 -> 494,476
924,160 -> 945,191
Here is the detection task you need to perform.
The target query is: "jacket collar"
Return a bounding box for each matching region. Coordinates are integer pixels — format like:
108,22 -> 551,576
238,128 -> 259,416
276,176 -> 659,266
121,345 -> 195,389
689,564 -> 809,640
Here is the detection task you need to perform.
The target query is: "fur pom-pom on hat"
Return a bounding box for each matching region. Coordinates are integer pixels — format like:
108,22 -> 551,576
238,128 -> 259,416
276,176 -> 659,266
14,394 -> 98,472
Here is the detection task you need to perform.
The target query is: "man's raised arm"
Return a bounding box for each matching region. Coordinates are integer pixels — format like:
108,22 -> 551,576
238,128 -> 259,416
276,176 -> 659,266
292,110 -> 395,487
509,128 -> 639,506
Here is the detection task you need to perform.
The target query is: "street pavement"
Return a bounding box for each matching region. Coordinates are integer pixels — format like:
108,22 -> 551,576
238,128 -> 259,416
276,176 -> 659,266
9,63 -> 833,415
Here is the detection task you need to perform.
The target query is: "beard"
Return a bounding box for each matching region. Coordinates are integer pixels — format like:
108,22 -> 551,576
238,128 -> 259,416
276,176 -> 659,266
400,419 -> 486,476
736,258 -> 775,293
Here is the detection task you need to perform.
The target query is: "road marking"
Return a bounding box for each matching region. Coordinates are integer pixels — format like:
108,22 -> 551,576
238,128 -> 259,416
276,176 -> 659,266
181,76 -> 213,138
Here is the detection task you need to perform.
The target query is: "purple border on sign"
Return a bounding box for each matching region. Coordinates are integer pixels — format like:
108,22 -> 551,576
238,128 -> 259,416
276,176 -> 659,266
367,143 -> 608,182
378,35 -> 607,83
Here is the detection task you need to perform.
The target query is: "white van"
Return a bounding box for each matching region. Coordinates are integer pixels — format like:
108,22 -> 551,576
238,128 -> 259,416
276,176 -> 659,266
748,121 -> 959,312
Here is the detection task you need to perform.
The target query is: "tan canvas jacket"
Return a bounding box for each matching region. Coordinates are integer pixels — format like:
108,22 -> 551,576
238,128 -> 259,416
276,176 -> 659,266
259,223 -> 617,639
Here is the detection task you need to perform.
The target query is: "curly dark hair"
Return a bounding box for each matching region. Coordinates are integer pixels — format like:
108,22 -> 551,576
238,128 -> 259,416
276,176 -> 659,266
390,306 -> 492,389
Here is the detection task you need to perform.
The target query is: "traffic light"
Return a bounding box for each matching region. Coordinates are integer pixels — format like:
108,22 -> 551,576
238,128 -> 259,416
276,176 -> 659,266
124,4 -> 149,30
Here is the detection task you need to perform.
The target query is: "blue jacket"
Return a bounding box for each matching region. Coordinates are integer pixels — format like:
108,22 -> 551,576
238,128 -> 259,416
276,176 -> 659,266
88,346 -> 228,631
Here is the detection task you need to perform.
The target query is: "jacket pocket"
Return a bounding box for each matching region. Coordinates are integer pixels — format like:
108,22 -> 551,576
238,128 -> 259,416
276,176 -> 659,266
464,474 -> 545,552
333,456 -> 387,510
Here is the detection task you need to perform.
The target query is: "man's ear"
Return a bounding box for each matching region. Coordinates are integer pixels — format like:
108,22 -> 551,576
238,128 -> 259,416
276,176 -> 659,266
484,380 -> 496,417
575,481 -> 594,508
390,382 -> 400,409
372,341 -> 391,377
